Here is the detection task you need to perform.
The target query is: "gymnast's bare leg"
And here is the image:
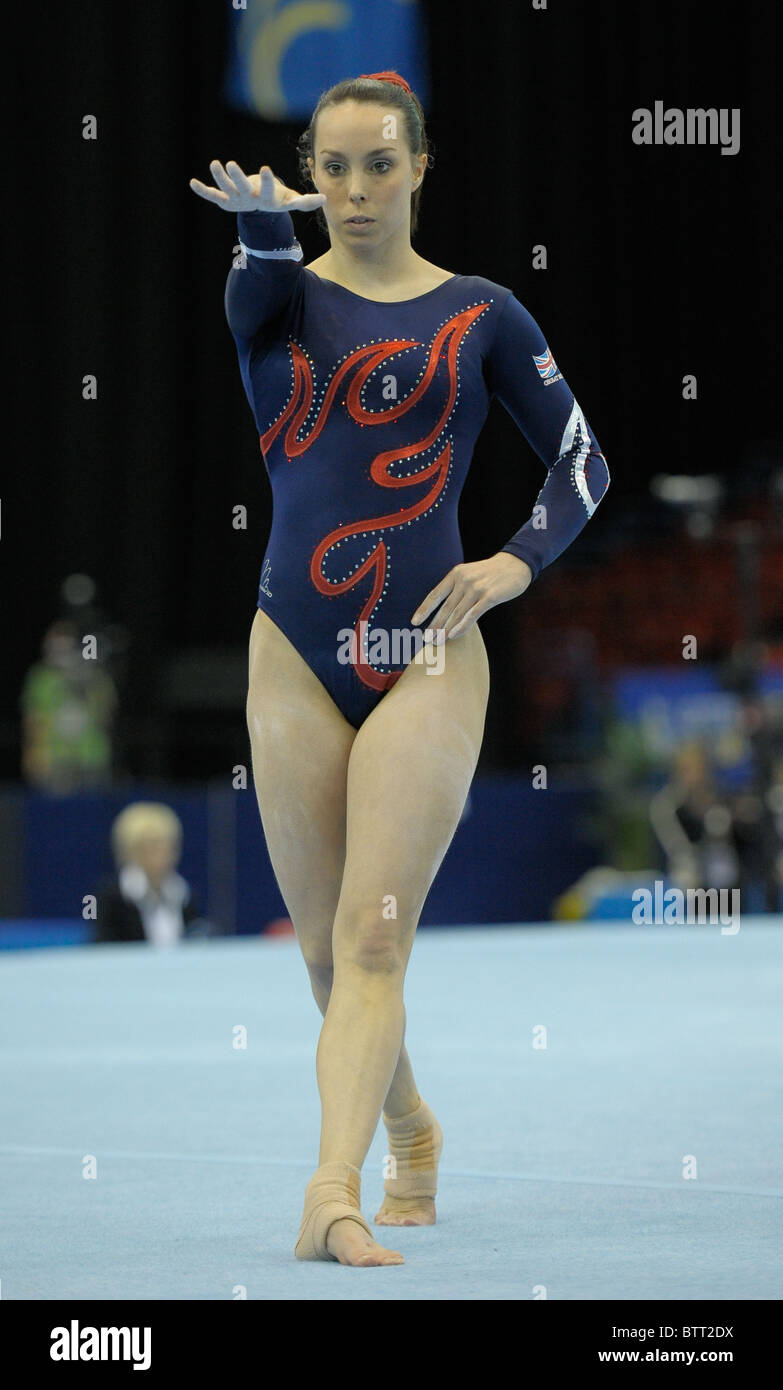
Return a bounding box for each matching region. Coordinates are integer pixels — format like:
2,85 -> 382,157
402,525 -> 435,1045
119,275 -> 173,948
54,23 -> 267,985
246,607 -> 489,1264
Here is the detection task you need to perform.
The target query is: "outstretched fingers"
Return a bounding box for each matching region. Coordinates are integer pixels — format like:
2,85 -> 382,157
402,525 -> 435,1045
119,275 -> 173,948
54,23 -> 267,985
226,159 -> 254,195
188,176 -> 229,205
189,157 -> 326,212
256,165 -> 326,212
209,159 -> 240,195
188,159 -> 237,205
288,191 -> 328,211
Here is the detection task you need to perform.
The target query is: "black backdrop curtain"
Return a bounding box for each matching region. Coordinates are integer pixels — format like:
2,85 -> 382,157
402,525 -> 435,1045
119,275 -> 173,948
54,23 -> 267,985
6,0 -> 778,775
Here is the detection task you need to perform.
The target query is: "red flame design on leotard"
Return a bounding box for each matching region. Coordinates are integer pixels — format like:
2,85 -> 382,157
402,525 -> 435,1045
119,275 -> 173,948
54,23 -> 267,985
260,302 -> 488,691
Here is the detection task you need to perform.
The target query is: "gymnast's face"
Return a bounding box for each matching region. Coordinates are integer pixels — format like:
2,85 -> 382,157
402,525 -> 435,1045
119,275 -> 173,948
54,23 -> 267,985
307,100 -> 426,245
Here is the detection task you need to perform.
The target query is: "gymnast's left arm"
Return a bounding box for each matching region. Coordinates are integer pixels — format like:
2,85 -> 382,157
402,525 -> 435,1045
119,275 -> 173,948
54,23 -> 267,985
412,292 -> 610,639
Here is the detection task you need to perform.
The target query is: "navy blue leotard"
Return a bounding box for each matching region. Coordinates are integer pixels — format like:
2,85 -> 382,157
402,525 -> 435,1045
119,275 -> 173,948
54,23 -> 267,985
226,210 -> 610,729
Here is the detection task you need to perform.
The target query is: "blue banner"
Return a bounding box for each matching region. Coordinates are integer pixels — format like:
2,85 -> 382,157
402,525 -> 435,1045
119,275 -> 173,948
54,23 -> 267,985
611,664 -> 783,783
223,0 -> 430,121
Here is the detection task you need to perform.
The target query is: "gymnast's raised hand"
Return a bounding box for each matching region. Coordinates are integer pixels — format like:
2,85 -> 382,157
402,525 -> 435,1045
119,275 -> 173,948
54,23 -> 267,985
189,161 -> 326,214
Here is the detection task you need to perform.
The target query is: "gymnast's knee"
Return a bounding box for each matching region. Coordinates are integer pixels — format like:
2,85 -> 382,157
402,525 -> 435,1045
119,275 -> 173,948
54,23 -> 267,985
334,911 -> 410,977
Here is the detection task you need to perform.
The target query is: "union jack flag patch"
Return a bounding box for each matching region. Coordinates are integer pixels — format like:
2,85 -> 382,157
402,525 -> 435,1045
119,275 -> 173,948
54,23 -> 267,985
533,347 -> 563,386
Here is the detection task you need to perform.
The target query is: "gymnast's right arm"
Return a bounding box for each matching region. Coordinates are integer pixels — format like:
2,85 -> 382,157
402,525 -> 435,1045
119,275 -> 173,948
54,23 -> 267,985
188,161 -> 325,338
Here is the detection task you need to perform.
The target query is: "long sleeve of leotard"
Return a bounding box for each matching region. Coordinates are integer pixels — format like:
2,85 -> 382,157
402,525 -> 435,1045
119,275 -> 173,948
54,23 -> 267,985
224,209 -> 303,343
483,292 -> 610,581
224,209 -> 304,432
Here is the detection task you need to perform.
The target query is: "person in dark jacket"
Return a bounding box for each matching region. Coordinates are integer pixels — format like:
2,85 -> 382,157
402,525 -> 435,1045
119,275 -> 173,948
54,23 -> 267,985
95,802 -> 216,944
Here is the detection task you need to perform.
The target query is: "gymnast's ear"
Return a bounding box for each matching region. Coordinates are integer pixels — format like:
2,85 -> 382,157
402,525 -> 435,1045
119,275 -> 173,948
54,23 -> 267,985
412,152 -> 427,191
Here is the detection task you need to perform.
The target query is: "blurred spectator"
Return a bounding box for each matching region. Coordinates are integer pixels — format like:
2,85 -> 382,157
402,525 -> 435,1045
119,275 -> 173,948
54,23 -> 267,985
770,757 -> 783,893
94,802 -> 218,944
587,708 -> 658,871
649,740 -> 740,891
730,732 -> 783,908
20,620 -> 118,793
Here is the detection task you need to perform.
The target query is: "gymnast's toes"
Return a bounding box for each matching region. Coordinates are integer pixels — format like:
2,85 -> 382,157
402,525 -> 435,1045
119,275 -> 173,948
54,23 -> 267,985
326,1217 -> 404,1265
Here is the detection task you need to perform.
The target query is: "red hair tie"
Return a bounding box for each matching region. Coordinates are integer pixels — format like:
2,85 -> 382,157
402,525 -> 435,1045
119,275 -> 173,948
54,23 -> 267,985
358,70 -> 412,94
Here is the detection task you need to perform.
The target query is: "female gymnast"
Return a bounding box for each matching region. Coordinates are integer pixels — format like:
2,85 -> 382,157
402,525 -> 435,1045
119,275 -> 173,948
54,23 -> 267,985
189,70 -> 610,1267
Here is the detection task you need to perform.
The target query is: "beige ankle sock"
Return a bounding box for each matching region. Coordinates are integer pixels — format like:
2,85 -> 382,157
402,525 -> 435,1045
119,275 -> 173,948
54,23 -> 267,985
382,1096 -> 443,1199
294,1160 -> 372,1260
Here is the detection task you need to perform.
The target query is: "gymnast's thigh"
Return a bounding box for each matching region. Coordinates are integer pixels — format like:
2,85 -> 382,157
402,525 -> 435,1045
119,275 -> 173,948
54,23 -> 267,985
246,607 -> 357,955
334,623 -> 490,936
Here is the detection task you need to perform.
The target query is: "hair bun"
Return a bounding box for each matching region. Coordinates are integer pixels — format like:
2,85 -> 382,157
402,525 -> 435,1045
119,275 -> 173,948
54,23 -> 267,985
358,70 -> 412,94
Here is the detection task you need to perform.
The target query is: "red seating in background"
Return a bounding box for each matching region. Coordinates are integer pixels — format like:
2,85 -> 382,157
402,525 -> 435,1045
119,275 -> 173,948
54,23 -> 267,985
512,533 -> 783,671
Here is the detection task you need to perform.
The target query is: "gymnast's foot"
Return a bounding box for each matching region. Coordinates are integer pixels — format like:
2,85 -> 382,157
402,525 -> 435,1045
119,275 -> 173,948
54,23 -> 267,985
375,1095 -> 442,1225
326,1218 -> 404,1265
375,1193 -> 436,1226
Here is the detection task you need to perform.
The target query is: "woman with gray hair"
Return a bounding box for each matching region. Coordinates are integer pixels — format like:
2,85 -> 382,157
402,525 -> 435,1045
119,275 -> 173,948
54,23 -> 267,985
95,802 -> 213,946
